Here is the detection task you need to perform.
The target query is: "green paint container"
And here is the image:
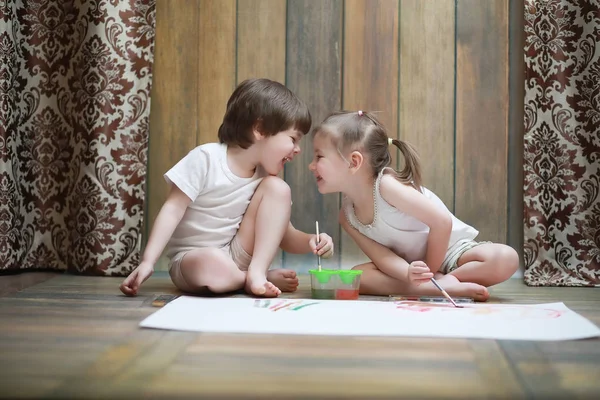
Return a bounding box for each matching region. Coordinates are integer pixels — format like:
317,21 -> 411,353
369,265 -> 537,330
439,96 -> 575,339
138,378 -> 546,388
308,269 -> 337,299
308,269 -> 363,300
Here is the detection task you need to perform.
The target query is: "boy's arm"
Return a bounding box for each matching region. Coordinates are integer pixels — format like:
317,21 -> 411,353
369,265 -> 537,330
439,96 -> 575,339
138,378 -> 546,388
339,210 -> 411,281
140,184 -> 192,266
379,175 -> 452,274
279,222 -> 332,256
120,185 -> 191,296
279,222 -> 314,254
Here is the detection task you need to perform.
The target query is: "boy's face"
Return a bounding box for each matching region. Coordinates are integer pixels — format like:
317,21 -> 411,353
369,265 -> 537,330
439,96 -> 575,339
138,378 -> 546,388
309,132 -> 350,194
258,127 -> 303,176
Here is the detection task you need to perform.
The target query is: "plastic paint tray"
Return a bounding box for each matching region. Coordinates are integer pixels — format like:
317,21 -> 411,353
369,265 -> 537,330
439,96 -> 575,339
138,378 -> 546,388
308,269 -> 363,300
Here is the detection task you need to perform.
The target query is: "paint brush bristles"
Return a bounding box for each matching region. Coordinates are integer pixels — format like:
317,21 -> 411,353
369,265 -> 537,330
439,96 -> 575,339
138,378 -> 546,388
315,221 -> 321,271
430,277 -> 462,308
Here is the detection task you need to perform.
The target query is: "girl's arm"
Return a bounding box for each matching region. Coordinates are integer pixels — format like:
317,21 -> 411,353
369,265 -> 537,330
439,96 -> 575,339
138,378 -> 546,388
379,175 -> 452,274
339,209 -> 411,281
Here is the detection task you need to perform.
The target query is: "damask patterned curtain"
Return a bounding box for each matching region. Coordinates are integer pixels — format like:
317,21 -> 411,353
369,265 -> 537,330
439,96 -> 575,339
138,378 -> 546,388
0,1 -> 155,275
524,0 -> 599,286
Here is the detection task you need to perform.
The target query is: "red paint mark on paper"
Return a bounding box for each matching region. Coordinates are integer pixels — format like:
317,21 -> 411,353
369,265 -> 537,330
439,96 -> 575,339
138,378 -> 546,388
393,301 -> 565,319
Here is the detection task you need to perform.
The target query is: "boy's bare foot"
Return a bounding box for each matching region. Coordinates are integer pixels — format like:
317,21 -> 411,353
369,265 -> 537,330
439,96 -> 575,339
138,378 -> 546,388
267,269 -> 299,292
435,274 -> 490,302
246,271 -> 282,297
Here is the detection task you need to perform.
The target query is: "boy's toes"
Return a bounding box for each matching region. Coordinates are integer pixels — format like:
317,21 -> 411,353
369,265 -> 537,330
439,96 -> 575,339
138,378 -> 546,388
247,277 -> 281,298
254,282 -> 280,297
266,282 -> 282,296
251,284 -> 266,295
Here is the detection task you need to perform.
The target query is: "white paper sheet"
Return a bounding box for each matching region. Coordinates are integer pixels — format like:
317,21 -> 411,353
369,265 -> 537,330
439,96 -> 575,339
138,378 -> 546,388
139,296 -> 600,341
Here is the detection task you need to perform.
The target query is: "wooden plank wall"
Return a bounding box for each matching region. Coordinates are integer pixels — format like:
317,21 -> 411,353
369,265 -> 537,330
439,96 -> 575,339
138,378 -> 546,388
340,0 -> 400,268
147,0 -> 512,272
455,0 -> 509,244
285,0 -> 343,270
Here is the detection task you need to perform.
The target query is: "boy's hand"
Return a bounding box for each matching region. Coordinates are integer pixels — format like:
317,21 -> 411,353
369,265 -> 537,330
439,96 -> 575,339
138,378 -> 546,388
120,262 -> 153,296
407,261 -> 433,285
310,232 -> 334,258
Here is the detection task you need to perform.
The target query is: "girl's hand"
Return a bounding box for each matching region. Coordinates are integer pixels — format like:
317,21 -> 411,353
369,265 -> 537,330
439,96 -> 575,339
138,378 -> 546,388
407,261 -> 433,285
310,232 -> 334,258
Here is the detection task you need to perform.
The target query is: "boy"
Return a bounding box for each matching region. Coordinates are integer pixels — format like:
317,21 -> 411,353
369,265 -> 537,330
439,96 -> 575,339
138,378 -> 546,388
120,79 -> 333,298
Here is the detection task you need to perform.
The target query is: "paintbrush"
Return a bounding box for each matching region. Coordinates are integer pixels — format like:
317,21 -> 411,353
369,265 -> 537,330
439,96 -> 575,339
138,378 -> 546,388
315,221 -> 321,271
430,277 -> 462,308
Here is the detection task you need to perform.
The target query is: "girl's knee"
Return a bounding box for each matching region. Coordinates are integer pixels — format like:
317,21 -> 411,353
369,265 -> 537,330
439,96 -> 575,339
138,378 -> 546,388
502,246 -> 520,273
352,262 -> 376,271
492,245 -> 520,280
495,245 -> 518,266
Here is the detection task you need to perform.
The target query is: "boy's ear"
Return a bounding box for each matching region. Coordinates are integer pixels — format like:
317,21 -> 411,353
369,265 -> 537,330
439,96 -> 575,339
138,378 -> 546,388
348,151 -> 364,172
252,119 -> 265,141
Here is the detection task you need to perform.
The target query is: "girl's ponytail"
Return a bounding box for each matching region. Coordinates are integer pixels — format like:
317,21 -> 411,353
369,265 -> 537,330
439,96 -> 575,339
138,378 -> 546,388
390,138 -> 422,191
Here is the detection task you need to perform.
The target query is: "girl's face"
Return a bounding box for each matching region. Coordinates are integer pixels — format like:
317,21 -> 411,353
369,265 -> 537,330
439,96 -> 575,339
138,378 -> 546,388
259,127 -> 303,176
309,132 -> 350,194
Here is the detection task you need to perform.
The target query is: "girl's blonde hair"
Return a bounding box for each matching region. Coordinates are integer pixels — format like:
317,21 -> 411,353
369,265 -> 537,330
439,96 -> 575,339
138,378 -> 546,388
313,111 -> 422,190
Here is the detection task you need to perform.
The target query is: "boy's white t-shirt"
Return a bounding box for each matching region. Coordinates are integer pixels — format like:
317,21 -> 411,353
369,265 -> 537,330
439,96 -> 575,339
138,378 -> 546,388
163,142 -> 266,260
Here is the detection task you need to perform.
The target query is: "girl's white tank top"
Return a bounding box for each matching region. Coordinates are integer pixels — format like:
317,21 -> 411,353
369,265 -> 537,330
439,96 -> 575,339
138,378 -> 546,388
342,168 -> 479,263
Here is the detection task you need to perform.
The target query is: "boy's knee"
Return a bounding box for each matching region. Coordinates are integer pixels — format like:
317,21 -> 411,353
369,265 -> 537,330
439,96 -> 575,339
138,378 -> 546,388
260,176 -> 291,202
206,274 -> 245,293
181,249 -> 242,284
187,248 -> 225,267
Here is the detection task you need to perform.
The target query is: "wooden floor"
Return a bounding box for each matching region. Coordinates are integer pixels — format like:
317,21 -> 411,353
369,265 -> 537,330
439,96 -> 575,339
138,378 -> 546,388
1,272 -> 599,399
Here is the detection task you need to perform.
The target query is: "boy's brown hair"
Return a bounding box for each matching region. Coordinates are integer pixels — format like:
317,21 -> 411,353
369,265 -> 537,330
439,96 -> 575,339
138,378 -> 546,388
218,78 -> 312,149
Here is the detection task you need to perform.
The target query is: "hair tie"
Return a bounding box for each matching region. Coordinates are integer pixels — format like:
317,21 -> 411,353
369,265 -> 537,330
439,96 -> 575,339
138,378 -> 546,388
358,110 -> 363,116
388,138 -> 393,145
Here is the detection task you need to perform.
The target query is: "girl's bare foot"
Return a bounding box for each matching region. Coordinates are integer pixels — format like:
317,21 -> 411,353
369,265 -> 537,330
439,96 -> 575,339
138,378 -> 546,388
435,274 -> 490,301
245,271 -> 282,297
267,269 -> 299,292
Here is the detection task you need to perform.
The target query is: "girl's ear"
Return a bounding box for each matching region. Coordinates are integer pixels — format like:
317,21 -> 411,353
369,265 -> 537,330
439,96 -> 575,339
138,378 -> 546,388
348,151 -> 364,173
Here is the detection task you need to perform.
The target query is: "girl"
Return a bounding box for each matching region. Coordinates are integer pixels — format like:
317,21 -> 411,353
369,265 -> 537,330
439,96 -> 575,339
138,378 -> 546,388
120,79 -> 334,298
309,111 -> 518,301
